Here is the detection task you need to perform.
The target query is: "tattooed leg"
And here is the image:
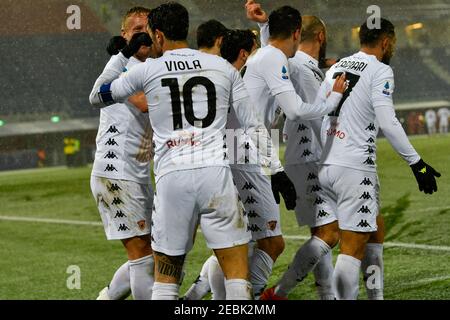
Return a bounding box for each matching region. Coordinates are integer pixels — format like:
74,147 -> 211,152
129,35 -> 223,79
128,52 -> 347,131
153,251 -> 186,284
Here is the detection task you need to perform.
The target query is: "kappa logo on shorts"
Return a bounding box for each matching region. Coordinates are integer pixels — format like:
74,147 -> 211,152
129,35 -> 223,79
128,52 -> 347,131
299,136 -> 312,144
108,183 -> 122,192
360,178 -> 373,186
246,210 -> 260,218
314,197 -> 326,205
310,185 -> 323,193
242,182 -> 256,190
111,197 -> 123,205
244,196 -> 258,204
104,164 -> 118,172
243,142 -> 251,150
365,146 -> 375,154
357,205 -> 371,214
137,220 -> 146,231
317,210 -> 329,218
247,224 -> 262,232
363,157 -> 375,165
359,192 -> 373,200
114,210 -> 126,218
365,123 -> 376,131
307,173 -> 318,180
301,149 -> 313,157
107,125 -> 120,134
297,124 -> 309,132
357,220 -> 372,228
267,220 -> 278,231
367,137 -> 375,143
117,224 -> 130,232
104,151 -> 118,159
105,138 -> 119,146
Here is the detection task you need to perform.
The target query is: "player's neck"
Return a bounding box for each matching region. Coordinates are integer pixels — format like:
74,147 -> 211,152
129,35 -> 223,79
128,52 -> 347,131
199,47 -> 221,56
269,39 -> 295,59
298,42 -> 319,61
162,40 -> 189,53
360,46 -> 383,62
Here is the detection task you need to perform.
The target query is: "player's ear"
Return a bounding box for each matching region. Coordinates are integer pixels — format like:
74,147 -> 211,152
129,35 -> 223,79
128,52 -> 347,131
294,27 -> 302,42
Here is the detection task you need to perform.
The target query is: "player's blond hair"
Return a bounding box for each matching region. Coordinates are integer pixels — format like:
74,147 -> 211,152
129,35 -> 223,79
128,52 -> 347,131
300,16 -> 326,43
121,6 -> 151,31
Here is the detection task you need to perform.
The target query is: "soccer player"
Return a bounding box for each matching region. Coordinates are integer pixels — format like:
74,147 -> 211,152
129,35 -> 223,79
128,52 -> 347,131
92,7 -> 155,300
197,19 -> 228,55
438,107 -> 449,134
313,18 -> 440,300
89,2 -> 269,300
425,109 -> 437,135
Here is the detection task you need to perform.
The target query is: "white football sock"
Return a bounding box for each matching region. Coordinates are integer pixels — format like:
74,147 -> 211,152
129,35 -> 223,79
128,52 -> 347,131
108,261 -> 131,300
361,243 -> 384,300
249,248 -> 274,299
183,255 -> 212,300
313,250 -> 335,300
275,236 -> 331,297
151,282 -> 179,300
225,279 -> 253,300
129,255 -> 154,300
208,256 -> 226,300
333,254 -> 361,300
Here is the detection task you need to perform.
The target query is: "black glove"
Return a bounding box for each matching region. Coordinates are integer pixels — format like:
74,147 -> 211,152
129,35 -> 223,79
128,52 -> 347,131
271,171 -> 297,210
106,36 -> 127,56
121,32 -> 153,59
410,159 -> 441,194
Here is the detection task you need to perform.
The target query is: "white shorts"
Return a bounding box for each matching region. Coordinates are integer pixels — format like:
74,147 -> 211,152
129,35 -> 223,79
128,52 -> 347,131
285,163 -> 337,228
231,168 -> 282,241
317,165 -> 380,233
90,176 -> 153,240
151,167 -> 251,256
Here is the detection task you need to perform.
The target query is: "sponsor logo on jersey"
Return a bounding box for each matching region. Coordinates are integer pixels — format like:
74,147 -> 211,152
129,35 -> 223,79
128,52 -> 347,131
104,151 -> 118,159
105,138 -> 118,146
317,210 -> 329,218
307,173 -> 318,180
247,224 -> 262,232
356,219 -> 372,228
104,164 -> 118,172
267,220 -> 278,231
107,125 -> 120,134
360,178 -> 373,186
117,224 -> 130,232
108,183 -> 122,192
299,136 -> 312,144
242,182 -> 255,190
359,192 -> 373,200
114,210 -> 126,218
282,66 -> 289,80
166,132 -> 201,149
326,127 -> 346,139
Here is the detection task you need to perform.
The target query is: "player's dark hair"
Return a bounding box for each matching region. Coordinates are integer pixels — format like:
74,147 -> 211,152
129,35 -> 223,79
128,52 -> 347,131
148,2 -> 189,41
197,19 -> 228,49
121,6 -> 151,30
221,29 -> 256,64
359,18 -> 395,47
268,6 -> 302,40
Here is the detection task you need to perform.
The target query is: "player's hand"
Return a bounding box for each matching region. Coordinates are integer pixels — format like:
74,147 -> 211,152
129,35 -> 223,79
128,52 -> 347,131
410,159 -> 441,194
106,36 -> 127,56
245,0 -> 268,23
121,32 -> 153,59
271,171 -> 297,210
332,73 -> 348,94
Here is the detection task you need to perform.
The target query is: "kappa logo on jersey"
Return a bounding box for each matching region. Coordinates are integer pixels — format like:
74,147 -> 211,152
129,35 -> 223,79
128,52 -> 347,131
281,66 -> 289,80
117,224 -> 130,232
367,137 -> 375,143
382,81 -> 392,96
299,136 -> 312,144
242,182 -> 255,190
247,224 -> 262,232
243,142 -> 251,150
357,205 -> 371,214
359,192 -> 373,200
244,196 -> 258,204
104,151 -> 118,159
246,210 -> 260,218
363,157 -> 375,165
307,173 -> 318,180
310,185 -> 323,193
114,210 -> 127,218
357,220 -> 372,228
108,183 -> 122,192
365,146 -> 375,154
301,149 -> 313,157
107,125 -> 120,134
105,138 -> 118,146
104,164 -> 118,172
111,197 -> 123,205
365,123 -> 376,131
317,210 -> 329,218
297,124 -> 309,132
314,197 -> 326,205
360,178 -> 373,186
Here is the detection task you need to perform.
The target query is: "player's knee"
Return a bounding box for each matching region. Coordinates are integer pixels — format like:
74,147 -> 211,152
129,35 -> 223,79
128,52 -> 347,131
257,236 -> 285,260
312,223 -> 340,248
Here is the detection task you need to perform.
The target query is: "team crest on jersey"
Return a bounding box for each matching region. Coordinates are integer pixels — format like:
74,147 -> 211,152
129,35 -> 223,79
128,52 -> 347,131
382,81 -> 392,96
282,66 -> 289,80
137,220 -> 146,231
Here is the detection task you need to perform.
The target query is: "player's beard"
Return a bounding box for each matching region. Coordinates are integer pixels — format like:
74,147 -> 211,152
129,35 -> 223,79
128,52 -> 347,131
318,41 -> 327,68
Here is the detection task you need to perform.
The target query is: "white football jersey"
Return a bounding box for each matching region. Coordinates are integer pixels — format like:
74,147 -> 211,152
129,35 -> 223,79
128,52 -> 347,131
438,107 -> 449,124
96,49 -> 250,181
92,57 -> 153,184
425,110 -> 437,123
319,51 -> 396,172
284,51 -> 324,165
243,45 -> 297,130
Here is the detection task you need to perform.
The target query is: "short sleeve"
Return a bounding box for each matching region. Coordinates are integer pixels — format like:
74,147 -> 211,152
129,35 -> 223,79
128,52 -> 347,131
372,65 -> 395,109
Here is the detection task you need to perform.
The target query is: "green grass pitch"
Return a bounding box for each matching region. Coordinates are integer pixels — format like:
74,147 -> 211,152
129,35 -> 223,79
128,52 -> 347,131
0,135 -> 449,299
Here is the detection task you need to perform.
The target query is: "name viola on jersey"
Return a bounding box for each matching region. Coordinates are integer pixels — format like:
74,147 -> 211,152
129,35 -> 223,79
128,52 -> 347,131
165,60 -> 202,72
335,59 -> 368,72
